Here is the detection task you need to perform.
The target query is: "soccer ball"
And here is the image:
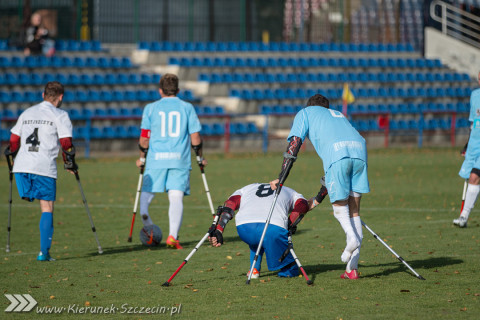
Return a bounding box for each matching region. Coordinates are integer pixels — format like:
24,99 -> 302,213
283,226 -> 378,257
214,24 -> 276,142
139,224 -> 162,247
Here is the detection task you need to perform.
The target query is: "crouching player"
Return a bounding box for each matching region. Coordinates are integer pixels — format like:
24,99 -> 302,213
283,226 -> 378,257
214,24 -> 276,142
208,183 -> 324,279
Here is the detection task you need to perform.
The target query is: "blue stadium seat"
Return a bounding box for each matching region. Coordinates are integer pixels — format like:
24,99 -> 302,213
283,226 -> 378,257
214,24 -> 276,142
127,126 -> 140,138
247,123 -> 259,134
102,126 -> 116,139
212,123 -> 225,135
201,123 -> 213,136
114,125 -> 129,138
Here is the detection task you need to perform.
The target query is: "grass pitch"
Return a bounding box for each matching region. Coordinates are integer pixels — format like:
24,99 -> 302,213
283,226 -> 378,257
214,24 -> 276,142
1,148 -> 479,319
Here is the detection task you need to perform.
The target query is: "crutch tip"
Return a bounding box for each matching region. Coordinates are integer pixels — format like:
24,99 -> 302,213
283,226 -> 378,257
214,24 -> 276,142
5,248 -> 10,253
98,249 -> 104,254
417,275 -> 426,280
162,282 -> 170,287
306,280 -> 314,285
127,237 -> 132,243
246,280 -> 251,285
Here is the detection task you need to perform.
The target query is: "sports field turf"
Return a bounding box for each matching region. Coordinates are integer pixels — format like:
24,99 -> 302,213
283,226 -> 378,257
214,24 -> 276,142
1,147 -> 479,319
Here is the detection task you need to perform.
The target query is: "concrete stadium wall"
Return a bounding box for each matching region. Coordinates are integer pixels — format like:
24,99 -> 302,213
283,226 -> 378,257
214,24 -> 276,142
424,27 -> 480,78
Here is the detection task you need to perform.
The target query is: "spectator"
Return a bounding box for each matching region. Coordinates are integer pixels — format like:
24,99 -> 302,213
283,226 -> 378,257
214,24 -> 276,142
24,12 -> 55,56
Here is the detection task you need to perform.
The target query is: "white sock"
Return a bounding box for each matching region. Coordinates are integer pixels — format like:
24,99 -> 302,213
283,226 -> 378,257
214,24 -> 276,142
461,184 -> 480,220
139,191 -> 155,227
333,205 -> 359,263
168,190 -> 184,239
347,216 -> 363,272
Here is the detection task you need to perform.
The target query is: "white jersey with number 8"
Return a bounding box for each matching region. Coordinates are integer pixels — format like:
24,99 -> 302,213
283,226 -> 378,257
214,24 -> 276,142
11,101 -> 73,179
232,183 -> 306,229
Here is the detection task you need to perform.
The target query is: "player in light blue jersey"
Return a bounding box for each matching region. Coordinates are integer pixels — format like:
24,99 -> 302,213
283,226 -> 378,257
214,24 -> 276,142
270,94 -> 369,279
135,74 -> 206,249
456,72 -> 480,228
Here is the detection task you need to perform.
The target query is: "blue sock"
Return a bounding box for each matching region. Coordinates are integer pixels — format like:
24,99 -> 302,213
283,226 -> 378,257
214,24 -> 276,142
39,212 -> 53,255
249,247 -> 263,271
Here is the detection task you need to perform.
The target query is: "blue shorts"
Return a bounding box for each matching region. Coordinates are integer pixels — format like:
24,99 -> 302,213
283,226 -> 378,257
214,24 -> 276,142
459,153 -> 480,179
142,168 -> 191,195
14,173 -> 56,202
325,158 -> 370,203
236,223 -> 293,271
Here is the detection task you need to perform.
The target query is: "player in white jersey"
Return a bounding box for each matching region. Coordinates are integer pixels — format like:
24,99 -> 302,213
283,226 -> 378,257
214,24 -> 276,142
7,81 -> 77,261
270,94 -> 369,279
456,71 -> 480,228
208,183 -> 311,279
135,73 -> 206,249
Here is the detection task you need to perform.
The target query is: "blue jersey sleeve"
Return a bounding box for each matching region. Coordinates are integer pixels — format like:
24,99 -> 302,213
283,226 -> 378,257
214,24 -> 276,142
288,109 -> 309,141
141,104 -> 152,130
187,105 -> 202,134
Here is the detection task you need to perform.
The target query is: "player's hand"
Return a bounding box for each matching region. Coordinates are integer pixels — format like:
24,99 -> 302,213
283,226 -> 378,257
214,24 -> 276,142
308,197 -> 319,210
208,229 -> 223,247
136,158 -> 146,168
270,179 -> 279,190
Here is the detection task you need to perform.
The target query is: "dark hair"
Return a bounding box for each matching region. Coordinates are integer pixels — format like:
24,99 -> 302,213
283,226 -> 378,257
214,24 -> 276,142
306,94 -> 329,109
44,81 -> 64,100
159,73 -> 179,96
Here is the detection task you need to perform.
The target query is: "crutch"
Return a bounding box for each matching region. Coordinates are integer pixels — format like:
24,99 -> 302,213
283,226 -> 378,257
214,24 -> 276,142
73,170 -> 103,254
460,179 -> 468,214
246,157 -> 295,284
361,220 -> 425,280
127,163 -> 145,242
162,207 -> 221,286
4,147 -> 14,253
193,147 -> 215,215
279,215 -> 313,285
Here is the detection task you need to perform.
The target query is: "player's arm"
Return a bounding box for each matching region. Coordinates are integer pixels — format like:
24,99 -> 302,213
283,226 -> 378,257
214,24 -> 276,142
308,177 -> 328,210
209,195 -> 241,247
191,131 -> 207,166
270,136 -> 303,190
137,129 -> 150,168
461,126 -> 471,156
288,198 -> 309,234
7,133 -> 20,157
61,137 -> 78,173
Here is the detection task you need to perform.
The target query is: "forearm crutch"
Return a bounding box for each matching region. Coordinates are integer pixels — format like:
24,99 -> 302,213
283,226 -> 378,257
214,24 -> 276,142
362,220 -> 425,280
162,208 -> 221,286
128,164 -> 145,242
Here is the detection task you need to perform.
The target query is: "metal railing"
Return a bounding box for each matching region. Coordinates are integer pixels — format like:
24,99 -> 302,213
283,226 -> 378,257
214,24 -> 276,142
430,0 -> 480,48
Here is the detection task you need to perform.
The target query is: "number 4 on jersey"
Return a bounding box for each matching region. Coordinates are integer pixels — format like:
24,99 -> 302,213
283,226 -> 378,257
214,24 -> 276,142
26,128 -> 40,152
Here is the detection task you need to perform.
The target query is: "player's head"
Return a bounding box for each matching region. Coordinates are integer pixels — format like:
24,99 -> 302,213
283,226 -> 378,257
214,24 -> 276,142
306,94 -> 329,109
43,81 -> 64,108
159,73 -> 180,97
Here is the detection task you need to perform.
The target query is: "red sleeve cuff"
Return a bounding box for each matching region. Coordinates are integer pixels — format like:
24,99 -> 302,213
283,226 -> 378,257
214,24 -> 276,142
9,134 -> 20,153
140,129 -> 151,138
224,195 -> 241,211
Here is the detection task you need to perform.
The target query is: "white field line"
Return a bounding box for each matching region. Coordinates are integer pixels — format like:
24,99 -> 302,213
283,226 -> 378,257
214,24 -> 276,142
0,203 -> 455,213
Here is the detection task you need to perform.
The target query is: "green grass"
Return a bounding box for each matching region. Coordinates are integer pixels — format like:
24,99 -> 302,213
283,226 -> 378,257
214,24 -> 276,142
1,148 -> 479,319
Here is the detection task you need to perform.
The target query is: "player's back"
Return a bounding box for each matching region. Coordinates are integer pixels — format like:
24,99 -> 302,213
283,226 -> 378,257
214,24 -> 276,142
234,183 -> 304,229
141,96 -> 201,169
290,106 -> 367,170
11,101 -> 71,178
468,88 -> 480,152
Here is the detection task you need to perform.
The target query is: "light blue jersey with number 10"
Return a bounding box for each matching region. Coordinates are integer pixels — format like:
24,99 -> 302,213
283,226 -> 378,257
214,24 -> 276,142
288,106 -> 367,173
141,97 -> 202,169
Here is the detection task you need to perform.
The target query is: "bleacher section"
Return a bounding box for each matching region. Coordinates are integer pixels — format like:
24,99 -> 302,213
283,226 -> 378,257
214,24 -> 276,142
1,40 -> 475,154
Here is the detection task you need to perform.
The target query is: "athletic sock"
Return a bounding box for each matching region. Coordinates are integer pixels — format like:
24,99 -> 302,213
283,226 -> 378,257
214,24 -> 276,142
39,212 -> 53,255
139,191 -> 155,226
168,190 -> 184,239
347,216 -> 363,272
461,184 -> 480,220
249,247 -> 263,271
333,205 -> 359,263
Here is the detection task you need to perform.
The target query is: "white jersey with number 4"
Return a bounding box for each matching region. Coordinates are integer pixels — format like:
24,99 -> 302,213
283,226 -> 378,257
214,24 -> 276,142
11,101 -> 73,179
232,183 -> 306,229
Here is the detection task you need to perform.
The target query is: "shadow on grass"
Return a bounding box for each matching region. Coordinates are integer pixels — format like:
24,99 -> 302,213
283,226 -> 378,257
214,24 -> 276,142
360,256 -> 463,279
294,256 -> 463,283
